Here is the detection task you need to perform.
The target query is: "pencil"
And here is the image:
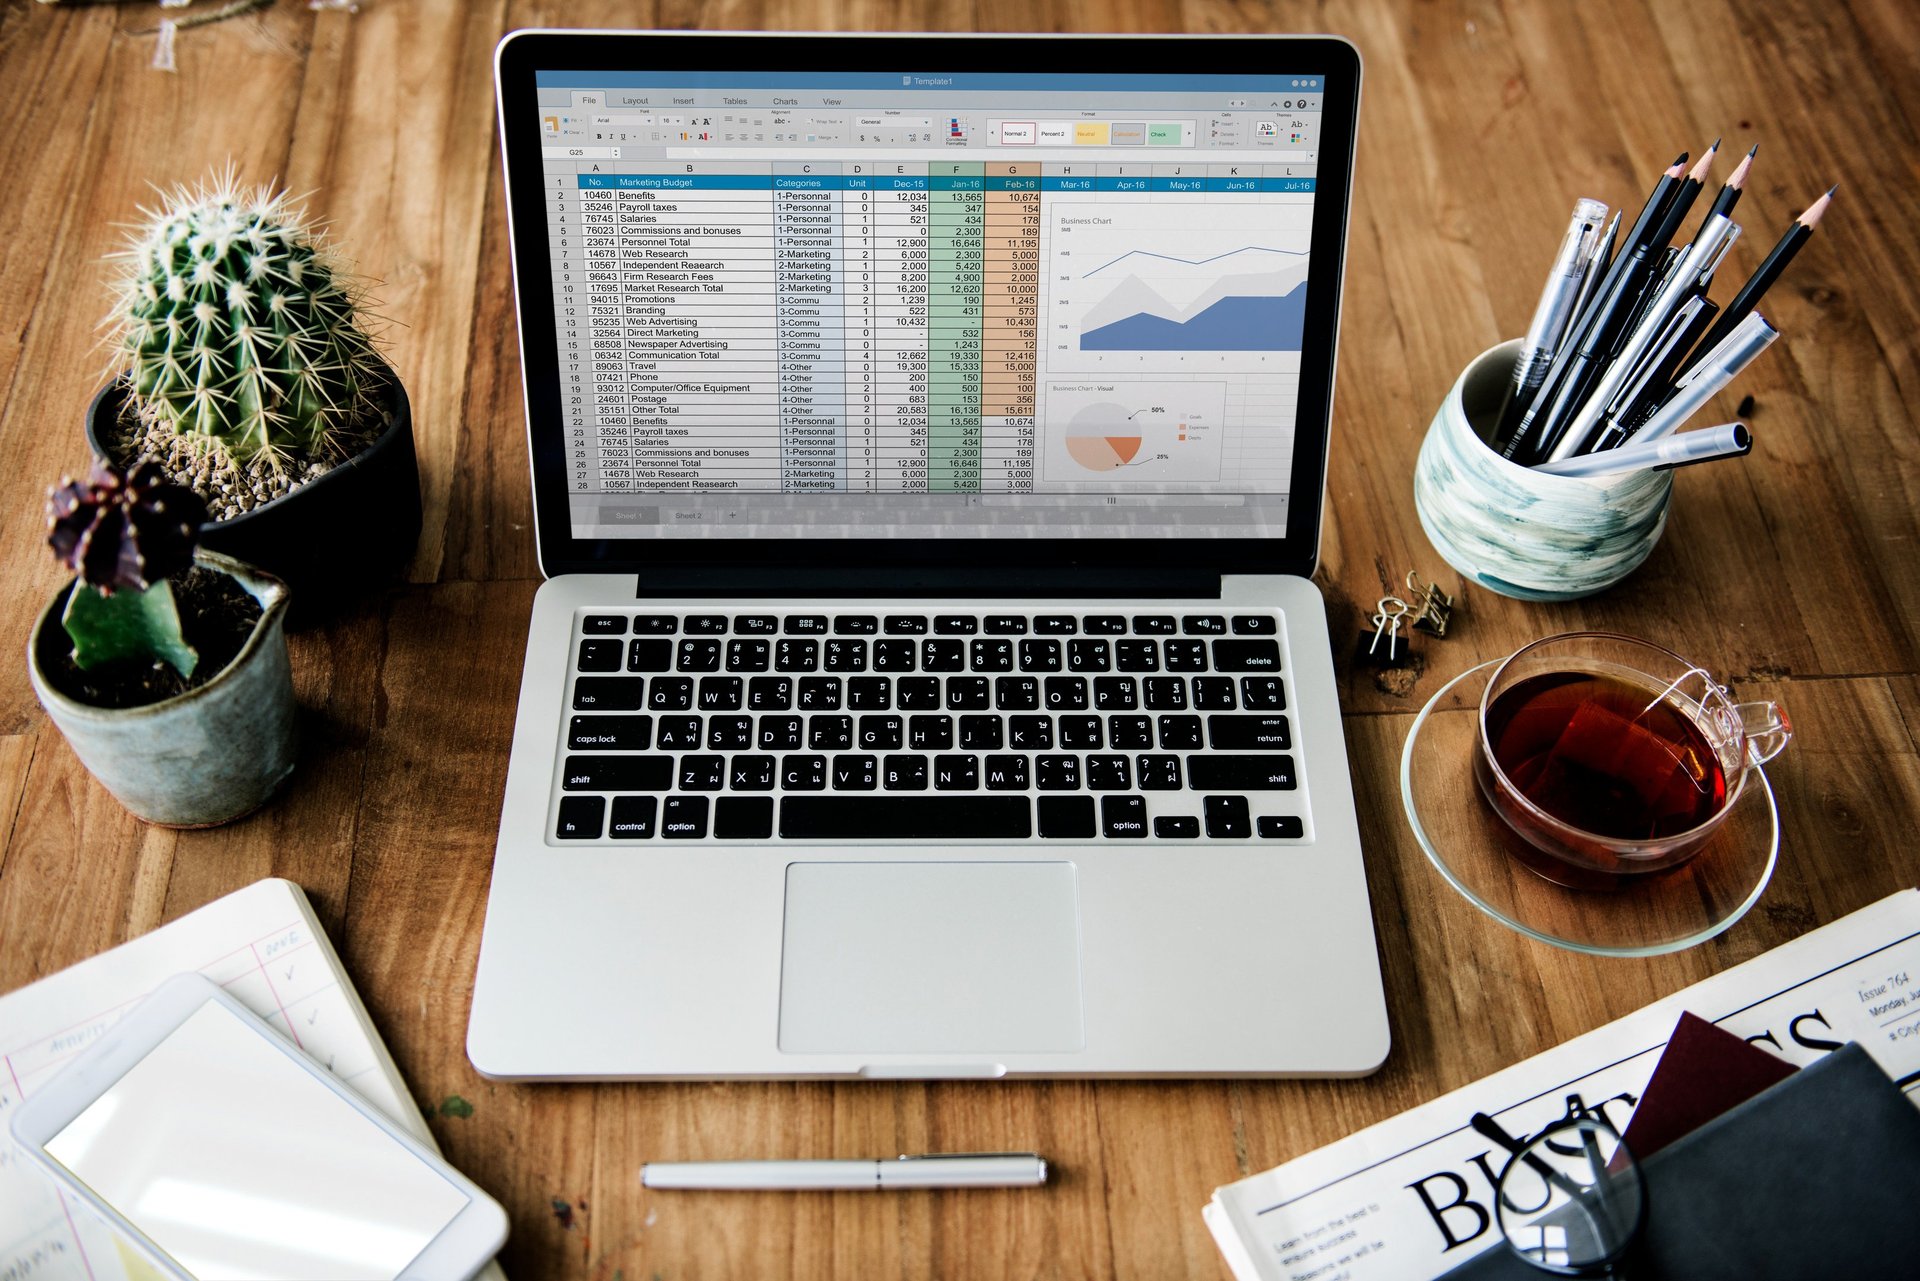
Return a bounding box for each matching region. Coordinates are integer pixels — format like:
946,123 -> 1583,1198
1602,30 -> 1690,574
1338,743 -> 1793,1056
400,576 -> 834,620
1682,185 -> 1835,374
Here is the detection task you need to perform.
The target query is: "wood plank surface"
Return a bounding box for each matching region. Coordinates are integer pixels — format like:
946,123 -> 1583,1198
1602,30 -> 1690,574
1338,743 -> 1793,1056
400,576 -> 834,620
1,1 -> 1916,1278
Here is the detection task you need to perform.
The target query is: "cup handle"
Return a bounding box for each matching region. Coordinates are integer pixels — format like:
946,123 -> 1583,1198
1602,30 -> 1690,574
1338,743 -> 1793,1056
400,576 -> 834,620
1736,701 -> 1792,766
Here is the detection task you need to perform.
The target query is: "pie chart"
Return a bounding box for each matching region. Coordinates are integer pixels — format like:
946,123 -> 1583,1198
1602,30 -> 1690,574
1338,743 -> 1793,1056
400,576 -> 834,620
1066,434 -> 1144,470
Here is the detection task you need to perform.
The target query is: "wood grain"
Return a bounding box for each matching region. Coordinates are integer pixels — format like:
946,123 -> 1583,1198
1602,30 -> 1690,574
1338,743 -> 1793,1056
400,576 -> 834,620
1,2 -> 1916,1278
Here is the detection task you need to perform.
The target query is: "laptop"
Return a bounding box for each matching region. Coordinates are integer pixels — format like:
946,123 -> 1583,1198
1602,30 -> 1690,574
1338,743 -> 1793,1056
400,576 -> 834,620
471,29 -> 1388,1079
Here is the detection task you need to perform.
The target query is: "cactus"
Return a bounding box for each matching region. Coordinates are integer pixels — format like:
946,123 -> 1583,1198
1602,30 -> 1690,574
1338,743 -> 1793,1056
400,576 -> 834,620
108,169 -> 385,478
48,461 -> 208,677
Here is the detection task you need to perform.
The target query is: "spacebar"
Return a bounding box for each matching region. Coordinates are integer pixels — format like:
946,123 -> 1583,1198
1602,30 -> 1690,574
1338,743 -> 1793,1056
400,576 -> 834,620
780,797 -> 1033,839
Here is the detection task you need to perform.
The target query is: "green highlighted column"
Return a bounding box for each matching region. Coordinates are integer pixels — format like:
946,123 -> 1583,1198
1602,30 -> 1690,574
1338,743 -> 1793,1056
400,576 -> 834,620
928,161 -> 984,493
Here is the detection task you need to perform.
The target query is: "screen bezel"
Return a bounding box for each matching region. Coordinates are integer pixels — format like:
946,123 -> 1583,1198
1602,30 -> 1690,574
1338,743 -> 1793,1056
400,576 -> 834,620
495,30 -> 1361,583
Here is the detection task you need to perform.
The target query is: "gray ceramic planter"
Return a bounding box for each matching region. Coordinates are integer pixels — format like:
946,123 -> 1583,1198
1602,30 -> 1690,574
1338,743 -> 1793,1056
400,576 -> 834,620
28,551 -> 298,827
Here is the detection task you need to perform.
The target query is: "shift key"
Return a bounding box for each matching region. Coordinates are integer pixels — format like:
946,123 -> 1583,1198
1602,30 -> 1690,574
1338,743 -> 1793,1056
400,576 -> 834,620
1186,755 -> 1297,790
1206,715 -> 1291,750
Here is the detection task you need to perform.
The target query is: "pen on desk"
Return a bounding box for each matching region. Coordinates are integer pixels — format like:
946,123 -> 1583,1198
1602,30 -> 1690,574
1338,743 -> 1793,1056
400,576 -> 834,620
1594,226 -> 1741,449
1635,312 -> 1778,443
1492,198 -> 1608,449
1504,153 -> 1686,462
641,1153 -> 1050,1191
1534,421 -> 1751,477
1685,185 -> 1835,364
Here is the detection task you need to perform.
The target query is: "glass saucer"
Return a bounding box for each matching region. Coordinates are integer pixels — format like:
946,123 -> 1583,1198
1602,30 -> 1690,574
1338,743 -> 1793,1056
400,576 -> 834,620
1400,660 -> 1778,956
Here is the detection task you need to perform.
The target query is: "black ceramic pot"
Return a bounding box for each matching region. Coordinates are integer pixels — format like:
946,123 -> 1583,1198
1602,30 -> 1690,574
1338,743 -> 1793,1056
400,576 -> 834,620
85,377 -> 422,624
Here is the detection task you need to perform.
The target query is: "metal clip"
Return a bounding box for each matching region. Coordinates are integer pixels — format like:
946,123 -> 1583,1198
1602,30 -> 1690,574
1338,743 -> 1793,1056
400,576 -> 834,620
1405,570 -> 1455,638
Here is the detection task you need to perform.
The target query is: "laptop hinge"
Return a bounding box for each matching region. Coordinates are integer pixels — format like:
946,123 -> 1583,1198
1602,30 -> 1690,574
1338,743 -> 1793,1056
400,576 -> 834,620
633,567 -> 1222,599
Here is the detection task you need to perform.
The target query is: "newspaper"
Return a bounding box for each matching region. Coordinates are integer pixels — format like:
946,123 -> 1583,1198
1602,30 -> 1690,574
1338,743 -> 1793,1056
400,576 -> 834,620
1205,889 -> 1920,1281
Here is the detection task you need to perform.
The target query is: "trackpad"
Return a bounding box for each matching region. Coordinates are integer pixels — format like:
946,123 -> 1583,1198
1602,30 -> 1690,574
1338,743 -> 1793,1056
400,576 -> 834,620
779,862 -> 1085,1054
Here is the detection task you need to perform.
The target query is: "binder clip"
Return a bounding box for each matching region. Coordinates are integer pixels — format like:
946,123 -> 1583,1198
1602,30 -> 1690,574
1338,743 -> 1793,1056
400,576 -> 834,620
1405,570 -> 1455,638
1359,596 -> 1411,666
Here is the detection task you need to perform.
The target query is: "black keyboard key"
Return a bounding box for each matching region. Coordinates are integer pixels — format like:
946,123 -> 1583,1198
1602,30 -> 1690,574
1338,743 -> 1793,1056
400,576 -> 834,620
1231,615 -> 1278,635
759,716 -> 804,751
984,754 -> 1030,789
996,676 -> 1040,710
1037,796 -> 1095,838
655,716 -> 701,750
1093,676 -> 1138,710
1058,716 -> 1102,749
1007,715 -> 1052,750
1084,615 -> 1127,634
1212,639 -> 1283,672
797,677 -> 841,711
775,639 -> 819,672
556,795 -> 605,839
896,677 -> 941,710
1133,615 -> 1177,634
1086,755 -> 1132,791
678,755 -> 725,791
1067,639 -> 1111,672
883,755 -> 929,790
907,714 -> 954,750
730,756 -> 776,791
884,615 -> 929,635
1242,677 -> 1287,710
572,677 -> 646,712
1208,715 -> 1291,750
832,754 -> 878,790
1163,640 -> 1209,672
726,639 -> 771,672
1258,815 -> 1305,839
824,639 -> 868,672
627,639 -> 673,672
685,615 -> 729,634
786,615 -> 830,635
1183,615 -> 1228,635
748,676 -> 793,711
1143,678 -> 1188,710
734,615 -> 780,635
1204,795 -> 1252,839
1036,754 -> 1081,790
1138,754 -> 1182,790
984,615 -> 1029,635
1102,795 -> 1147,839
631,615 -> 678,635
706,717 -> 753,751
714,796 -> 774,839
582,614 -> 628,636
971,638 -> 1014,672
859,714 -> 904,751
568,714 -> 652,751
677,639 -> 722,672
697,677 -> 743,711
781,754 -> 827,789
947,678 -> 991,710
1044,676 -> 1089,711
1187,755 -> 1298,790
1109,716 -> 1153,750
1019,639 -> 1062,672
609,795 -> 656,838
809,715 -> 854,751
847,677 -> 891,710
1157,715 -> 1204,750
834,615 -> 879,635
647,677 -> 695,711
1115,640 -> 1160,672
1154,815 -> 1199,839
1192,677 -> 1237,710
933,615 -> 979,634
563,755 -> 672,792
577,639 -> 624,672
923,639 -> 966,672
781,796 -> 1031,839
872,640 -> 916,672
662,796 -> 710,838
1034,615 -> 1078,634
933,754 -> 979,790
958,715 -> 1003,750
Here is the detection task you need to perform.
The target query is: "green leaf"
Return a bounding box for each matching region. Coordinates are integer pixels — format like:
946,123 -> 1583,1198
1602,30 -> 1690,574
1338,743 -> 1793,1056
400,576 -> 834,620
63,579 -> 198,679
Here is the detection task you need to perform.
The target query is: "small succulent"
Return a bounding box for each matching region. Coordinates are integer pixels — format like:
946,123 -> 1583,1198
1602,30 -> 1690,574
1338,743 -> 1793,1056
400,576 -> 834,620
47,460 -> 207,677
107,168 -> 385,480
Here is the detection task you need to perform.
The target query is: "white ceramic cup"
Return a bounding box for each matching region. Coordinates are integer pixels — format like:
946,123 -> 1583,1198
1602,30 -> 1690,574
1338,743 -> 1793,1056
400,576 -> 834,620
1413,340 -> 1673,601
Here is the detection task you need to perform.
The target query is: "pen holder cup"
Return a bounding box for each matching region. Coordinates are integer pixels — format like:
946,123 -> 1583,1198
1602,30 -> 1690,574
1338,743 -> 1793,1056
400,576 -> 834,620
1414,339 -> 1673,602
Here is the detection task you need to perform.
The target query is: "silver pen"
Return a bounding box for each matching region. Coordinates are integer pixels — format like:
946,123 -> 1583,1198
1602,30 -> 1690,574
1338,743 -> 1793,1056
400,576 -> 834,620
641,1152 -> 1050,1190
1508,199 -> 1609,410
1534,421 -> 1751,477
1634,313 -> 1778,444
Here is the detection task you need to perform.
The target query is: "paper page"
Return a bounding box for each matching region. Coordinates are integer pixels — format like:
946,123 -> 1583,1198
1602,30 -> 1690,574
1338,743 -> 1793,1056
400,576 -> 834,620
0,879 -> 504,1281
1208,889 -> 1920,1281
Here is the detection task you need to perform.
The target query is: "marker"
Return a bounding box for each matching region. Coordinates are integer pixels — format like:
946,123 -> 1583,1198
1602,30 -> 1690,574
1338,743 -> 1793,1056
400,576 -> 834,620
1534,422 -> 1751,477
641,1152 -> 1050,1190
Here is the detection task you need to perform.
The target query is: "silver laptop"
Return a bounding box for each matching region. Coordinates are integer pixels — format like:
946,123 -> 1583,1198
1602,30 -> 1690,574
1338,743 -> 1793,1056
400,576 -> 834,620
469,30 -> 1387,1079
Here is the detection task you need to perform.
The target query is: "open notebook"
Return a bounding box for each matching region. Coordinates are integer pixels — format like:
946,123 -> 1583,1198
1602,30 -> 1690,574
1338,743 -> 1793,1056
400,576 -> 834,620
0,878 -> 506,1281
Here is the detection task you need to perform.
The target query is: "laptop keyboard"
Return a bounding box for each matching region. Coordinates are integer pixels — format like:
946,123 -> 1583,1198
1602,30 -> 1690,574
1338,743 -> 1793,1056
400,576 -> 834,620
552,611 -> 1305,843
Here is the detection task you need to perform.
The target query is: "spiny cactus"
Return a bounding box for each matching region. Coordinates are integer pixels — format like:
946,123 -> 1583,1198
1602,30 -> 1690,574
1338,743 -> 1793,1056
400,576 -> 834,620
48,461 -> 207,676
108,169 -> 385,477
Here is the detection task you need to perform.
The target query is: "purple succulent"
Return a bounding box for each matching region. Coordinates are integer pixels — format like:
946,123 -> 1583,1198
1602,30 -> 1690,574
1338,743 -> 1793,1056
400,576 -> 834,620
47,460 -> 205,594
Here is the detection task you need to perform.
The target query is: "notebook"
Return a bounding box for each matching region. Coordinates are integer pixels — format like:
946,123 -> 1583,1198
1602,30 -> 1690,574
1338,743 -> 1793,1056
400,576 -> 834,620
0,878 -> 507,1281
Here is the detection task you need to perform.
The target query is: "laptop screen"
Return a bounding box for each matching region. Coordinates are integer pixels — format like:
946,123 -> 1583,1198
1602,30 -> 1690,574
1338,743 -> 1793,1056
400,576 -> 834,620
523,65 -> 1337,548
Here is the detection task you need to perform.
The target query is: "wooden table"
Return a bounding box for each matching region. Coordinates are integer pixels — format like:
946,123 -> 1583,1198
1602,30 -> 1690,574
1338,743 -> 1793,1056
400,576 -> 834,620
2,1 -> 1915,1276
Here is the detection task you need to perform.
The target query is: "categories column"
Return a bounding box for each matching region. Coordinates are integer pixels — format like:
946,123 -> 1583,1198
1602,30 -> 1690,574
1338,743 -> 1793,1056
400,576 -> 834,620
547,162 -> 593,491
983,161 -> 1040,493
874,163 -> 931,492
928,160 -> 984,493
843,163 -> 879,491
775,163 -> 847,492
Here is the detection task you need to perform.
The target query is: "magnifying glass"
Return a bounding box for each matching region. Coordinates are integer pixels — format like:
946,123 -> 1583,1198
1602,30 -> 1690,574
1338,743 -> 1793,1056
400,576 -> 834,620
1494,1114 -> 1646,1277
